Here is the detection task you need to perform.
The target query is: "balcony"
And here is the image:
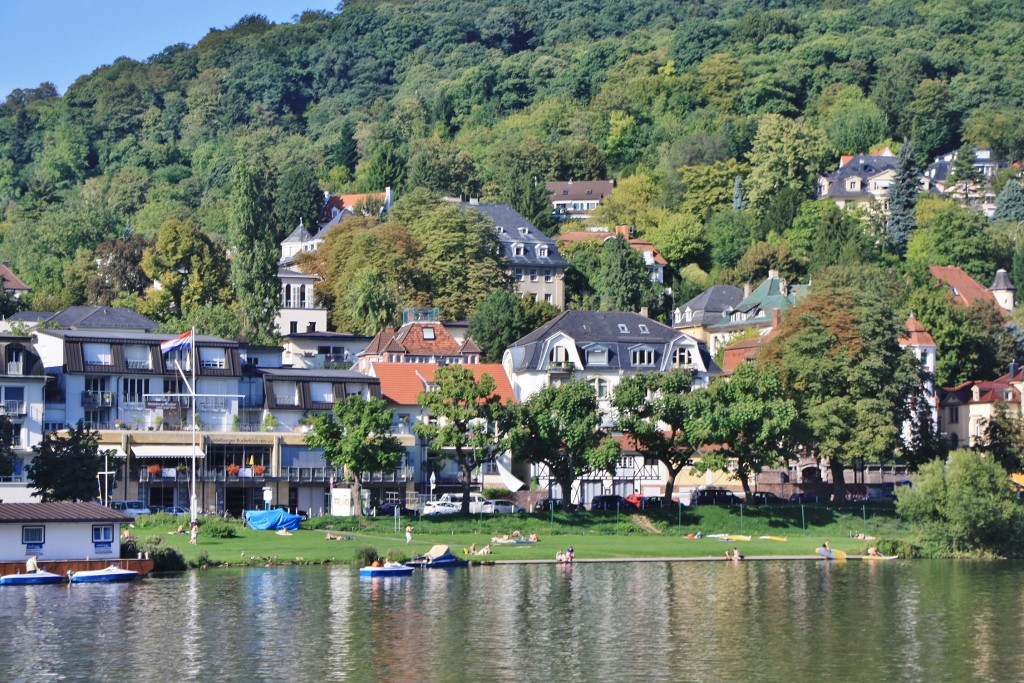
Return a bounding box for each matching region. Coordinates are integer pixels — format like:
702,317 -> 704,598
2,400 -> 26,416
6,361 -> 22,375
126,360 -> 151,370
82,391 -> 115,408
546,360 -> 574,373
274,394 -> 300,408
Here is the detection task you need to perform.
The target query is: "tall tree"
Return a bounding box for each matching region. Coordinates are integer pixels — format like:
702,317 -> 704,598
0,414 -> 16,478
612,369 -> 699,497
993,179 -> 1024,223
687,362 -> 797,496
947,142 -> 983,203
26,422 -> 104,502
272,167 -> 323,239
502,380 -> 619,507
975,402 -> 1024,475
596,236 -> 658,311
139,219 -> 232,322
229,163 -> 279,343
415,365 -> 504,514
886,142 -> 920,256
305,395 -> 406,516
763,266 -> 920,499
468,290 -> 529,363
745,114 -> 833,208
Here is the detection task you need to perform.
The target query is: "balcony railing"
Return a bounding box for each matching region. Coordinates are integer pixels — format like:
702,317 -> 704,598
274,395 -> 299,407
6,361 -> 22,375
546,360 -> 574,372
126,360 -> 151,370
82,391 -> 115,408
2,400 -> 26,416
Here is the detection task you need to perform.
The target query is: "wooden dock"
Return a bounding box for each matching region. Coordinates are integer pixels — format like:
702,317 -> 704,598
480,555 -> 877,565
0,557 -> 154,577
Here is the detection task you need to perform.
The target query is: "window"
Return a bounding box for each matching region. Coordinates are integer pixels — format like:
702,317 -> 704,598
1,385 -> 25,415
199,347 -> 226,369
513,243 -> 525,257
310,382 -> 333,403
537,245 -> 549,258
618,324 -> 629,333
949,406 -> 960,424
290,321 -> 298,334
83,343 -> 112,366
422,327 -> 435,340
544,294 -> 552,303
587,348 -> 608,365
673,347 -> 693,367
92,525 -> 114,543
22,526 -> 44,544
638,324 -> 649,334
592,378 -> 609,399
515,268 -> 524,280
544,269 -> 553,282
124,345 -> 151,370
122,378 -> 150,405
530,269 -> 538,282
518,227 -> 528,235
631,349 -> 655,366
548,346 -> 569,366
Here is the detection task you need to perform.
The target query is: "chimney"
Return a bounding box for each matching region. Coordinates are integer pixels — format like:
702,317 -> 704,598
771,308 -> 781,329
615,225 -> 630,239
768,269 -> 779,280
639,307 -> 649,318
1011,361 -> 1019,379
743,282 -> 752,297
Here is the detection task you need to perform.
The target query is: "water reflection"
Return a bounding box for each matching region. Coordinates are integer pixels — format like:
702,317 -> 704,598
3,561 -> 1024,682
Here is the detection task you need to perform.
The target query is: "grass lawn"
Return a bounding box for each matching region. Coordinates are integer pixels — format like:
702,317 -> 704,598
131,502 -> 912,569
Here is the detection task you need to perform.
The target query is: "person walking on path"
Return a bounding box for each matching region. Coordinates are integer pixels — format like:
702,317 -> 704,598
189,520 -> 199,545
405,523 -> 413,544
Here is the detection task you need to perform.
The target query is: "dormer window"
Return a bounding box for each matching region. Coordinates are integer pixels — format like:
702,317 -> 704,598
587,348 -> 608,365
586,189 -> 592,195
83,343 -> 112,366
631,348 -> 655,366
497,226 -> 505,234
548,346 -> 570,367
618,324 -> 629,333
561,189 -> 568,195
673,347 -> 693,367
638,324 -> 649,334
518,227 -> 528,235
513,243 -> 525,257
423,327 -> 435,340
537,245 -> 549,258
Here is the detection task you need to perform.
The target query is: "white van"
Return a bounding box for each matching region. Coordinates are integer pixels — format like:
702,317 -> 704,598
110,500 -> 152,517
438,492 -> 485,514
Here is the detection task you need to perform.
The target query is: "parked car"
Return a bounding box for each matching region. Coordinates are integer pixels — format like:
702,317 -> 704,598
534,498 -> 564,512
110,500 -> 152,517
374,502 -> 415,517
789,492 -> 820,504
590,495 -> 631,511
481,499 -> 525,514
746,492 -> 786,506
437,492 -> 486,514
161,506 -> 190,517
689,489 -> 742,506
422,500 -> 460,515
638,496 -> 674,509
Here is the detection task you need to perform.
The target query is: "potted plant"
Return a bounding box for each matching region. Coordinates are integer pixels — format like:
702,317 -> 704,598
253,464 -> 266,476
226,463 -> 240,476
147,464 -> 162,476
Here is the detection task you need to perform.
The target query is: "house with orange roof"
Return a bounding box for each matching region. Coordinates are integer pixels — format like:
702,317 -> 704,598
556,226 -> 668,285
371,361 -> 525,496
0,261 -> 29,299
938,364 -> 1024,450
929,265 -> 1015,312
355,308 -> 480,375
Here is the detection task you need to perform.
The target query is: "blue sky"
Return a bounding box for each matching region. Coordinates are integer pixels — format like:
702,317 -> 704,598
0,1 -> 336,97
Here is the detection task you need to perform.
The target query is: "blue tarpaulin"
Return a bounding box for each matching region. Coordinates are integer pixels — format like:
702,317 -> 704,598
244,509 -> 302,531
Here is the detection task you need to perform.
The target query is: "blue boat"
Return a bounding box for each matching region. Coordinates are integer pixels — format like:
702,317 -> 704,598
406,544 -> 468,569
0,570 -> 65,585
359,563 -> 414,578
69,564 -> 142,584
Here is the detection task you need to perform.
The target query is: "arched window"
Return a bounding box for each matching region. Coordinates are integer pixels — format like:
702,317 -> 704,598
284,284 -> 292,307
592,378 -> 609,399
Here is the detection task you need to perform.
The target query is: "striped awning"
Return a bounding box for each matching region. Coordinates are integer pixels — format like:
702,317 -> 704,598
130,445 -> 206,459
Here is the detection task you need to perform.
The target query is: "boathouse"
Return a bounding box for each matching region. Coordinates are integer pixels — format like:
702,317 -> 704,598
0,502 -> 132,562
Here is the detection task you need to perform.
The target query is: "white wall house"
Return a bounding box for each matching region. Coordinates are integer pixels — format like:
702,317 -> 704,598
0,502 -> 131,562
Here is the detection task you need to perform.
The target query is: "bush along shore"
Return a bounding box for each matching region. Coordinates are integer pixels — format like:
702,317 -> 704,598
127,504 -> 919,572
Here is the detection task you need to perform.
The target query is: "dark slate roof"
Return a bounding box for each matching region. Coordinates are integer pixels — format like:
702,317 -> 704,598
281,221 -> 313,244
257,367 -> 379,383
43,306 -> 159,331
0,501 -> 132,523
818,153 -> 899,199
8,311 -> 50,323
456,201 -> 568,267
676,285 -> 744,327
38,329 -> 238,347
990,269 -> 1016,292
506,311 -> 693,373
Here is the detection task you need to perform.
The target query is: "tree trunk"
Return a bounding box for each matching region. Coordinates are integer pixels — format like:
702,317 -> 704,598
664,464 -> 682,502
829,459 -> 847,501
557,476 -> 576,508
457,446 -> 472,514
350,470 -> 363,517
737,462 -> 751,498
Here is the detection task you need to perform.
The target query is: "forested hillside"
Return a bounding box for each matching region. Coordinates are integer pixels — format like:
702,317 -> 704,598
3,0 -> 1024,381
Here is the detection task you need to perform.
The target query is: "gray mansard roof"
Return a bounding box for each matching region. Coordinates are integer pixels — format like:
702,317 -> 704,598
456,201 -> 567,268
506,310 -> 716,373
675,285 -> 744,327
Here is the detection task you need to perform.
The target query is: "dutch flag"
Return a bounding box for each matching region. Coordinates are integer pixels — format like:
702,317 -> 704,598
160,331 -> 193,355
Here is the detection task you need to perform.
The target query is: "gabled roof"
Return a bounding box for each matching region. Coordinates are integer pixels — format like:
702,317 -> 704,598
455,201 -> 567,267
373,362 -> 516,406
281,220 -> 313,244
899,314 -> 936,348
361,321 -> 475,359
42,306 -> 159,331
929,265 -> 999,308
675,285 -> 744,327
546,180 -> 615,203
706,276 -> 808,331
0,501 -> 131,524
0,262 -> 29,292
514,310 -> 679,347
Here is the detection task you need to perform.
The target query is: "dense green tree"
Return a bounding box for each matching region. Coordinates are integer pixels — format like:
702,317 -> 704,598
345,268 -> 401,336
994,179 -> 1024,223
139,219 -> 232,321
415,365 -> 504,515
87,235 -> 152,306
305,395 -> 406,517
272,166 -> 323,238
947,142 -> 983,203
229,163 -> 279,343
906,197 -> 997,281
907,79 -> 956,162
819,85 -> 887,154
707,209 -> 758,271
745,114 -> 833,208
26,422 -> 104,502
612,369 -> 699,497
976,402 -> 1024,475
0,414 -> 16,478
897,450 -> 1024,557
688,362 -> 797,496
886,142 -> 920,256
502,379 -> 619,507
468,290 -> 529,363
763,266 -> 921,499
596,236 -> 659,312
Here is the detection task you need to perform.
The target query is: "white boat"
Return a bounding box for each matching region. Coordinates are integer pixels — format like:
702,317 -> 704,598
0,570 -> 65,586
359,563 -> 414,578
68,564 -> 142,584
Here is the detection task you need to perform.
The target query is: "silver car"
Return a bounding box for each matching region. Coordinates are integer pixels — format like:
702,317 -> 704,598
481,500 -> 525,514
422,500 -> 460,515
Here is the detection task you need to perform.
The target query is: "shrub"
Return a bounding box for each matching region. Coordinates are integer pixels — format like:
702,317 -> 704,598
197,516 -> 241,539
134,536 -> 187,571
355,545 -> 379,567
483,487 -> 512,499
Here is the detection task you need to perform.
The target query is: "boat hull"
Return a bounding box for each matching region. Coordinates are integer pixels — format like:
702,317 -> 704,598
407,553 -> 468,569
359,565 -> 414,577
69,566 -> 141,583
0,570 -> 65,585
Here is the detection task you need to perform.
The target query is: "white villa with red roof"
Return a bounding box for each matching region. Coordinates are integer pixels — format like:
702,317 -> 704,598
355,308 -> 480,375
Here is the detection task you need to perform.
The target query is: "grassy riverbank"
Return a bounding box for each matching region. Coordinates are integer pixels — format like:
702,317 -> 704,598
132,502 -> 914,569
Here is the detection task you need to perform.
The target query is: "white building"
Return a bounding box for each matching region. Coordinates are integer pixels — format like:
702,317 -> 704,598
0,502 -> 131,562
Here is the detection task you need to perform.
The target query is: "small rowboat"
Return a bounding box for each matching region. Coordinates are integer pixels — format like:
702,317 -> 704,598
359,563 -> 414,578
69,565 -> 141,583
0,570 -> 65,585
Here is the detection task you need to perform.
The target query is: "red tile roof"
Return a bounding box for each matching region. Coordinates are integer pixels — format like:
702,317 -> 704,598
362,322 -> 475,359
323,192 -> 385,218
0,262 -> 29,292
899,314 -> 936,347
556,230 -> 668,264
929,265 -> 999,309
373,362 -> 516,406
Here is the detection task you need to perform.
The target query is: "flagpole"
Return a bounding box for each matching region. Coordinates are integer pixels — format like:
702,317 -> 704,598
190,327 -> 198,524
